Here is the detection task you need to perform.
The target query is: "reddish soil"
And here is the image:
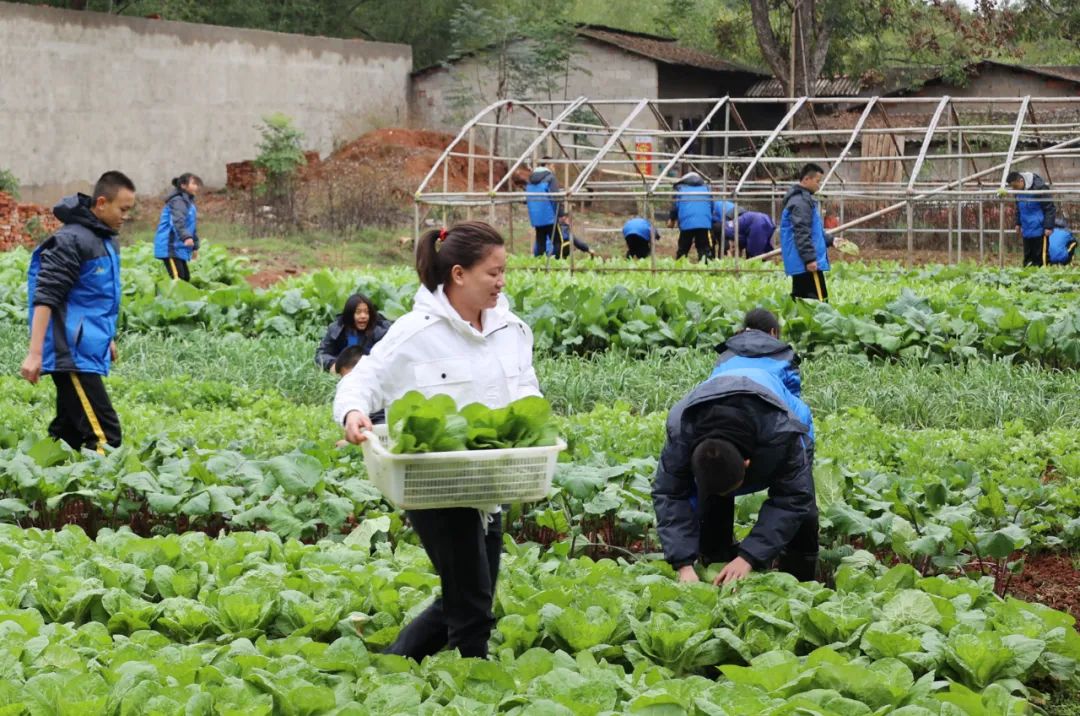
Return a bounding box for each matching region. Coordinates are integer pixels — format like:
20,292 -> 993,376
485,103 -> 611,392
1009,554 -> 1080,621
311,127 -> 509,193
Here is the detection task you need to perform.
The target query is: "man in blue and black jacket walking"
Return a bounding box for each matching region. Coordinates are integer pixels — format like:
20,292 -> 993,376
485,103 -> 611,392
780,164 -> 835,301
652,366 -> 818,586
20,171 -> 135,453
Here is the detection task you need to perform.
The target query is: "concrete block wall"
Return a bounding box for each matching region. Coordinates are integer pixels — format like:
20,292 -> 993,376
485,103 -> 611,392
0,2 -> 411,203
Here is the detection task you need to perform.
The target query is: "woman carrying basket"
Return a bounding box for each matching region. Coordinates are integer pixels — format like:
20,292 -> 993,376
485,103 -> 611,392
334,221 -> 541,660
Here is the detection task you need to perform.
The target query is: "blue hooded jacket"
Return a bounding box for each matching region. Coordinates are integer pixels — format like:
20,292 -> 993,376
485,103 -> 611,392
652,370 -> 816,569
622,217 -> 652,241
525,168 -> 561,228
1048,226 -> 1076,265
669,173 -> 713,230
27,194 -> 121,376
713,329 -> 802,399
154,188 -> 198,261
1013,172 -> 1056,239
780,184 -> 831,276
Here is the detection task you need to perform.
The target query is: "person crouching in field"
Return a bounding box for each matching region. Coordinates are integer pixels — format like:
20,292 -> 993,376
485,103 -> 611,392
652,364 -> 818,586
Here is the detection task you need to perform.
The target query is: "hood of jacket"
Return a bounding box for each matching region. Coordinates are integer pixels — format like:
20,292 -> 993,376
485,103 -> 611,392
783,183 -> 814,206
53,194 -> 117,238
675,171 -> 705,187
412,284 -> 513,340
716,330 -> 792,358
528,167 -> 555,185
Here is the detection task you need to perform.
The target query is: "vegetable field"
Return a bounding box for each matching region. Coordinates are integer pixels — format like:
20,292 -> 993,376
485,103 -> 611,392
1,245 -> 1079,714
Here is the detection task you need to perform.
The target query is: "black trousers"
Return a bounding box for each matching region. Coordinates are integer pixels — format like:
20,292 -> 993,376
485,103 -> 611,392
1022,236 -> 1048,267
49,372 -> 122,454
625,235 -> 651,259
791,270 -> 828,301
532,225 -> 566,257
676,228 -> 713,261
162,257 -> 190,281
384,507 -> 502,660
698,494 -> 820,581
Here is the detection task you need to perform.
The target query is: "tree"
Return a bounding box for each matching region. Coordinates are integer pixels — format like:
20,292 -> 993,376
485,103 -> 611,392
747,0 -> 833,97
444,2 -> 578,124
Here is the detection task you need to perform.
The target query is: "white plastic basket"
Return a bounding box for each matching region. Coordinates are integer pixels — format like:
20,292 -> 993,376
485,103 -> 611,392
359,424 -> 565,510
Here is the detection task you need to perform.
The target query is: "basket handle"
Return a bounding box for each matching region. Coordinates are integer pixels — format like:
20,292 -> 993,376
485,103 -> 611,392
360,429 -> 381,447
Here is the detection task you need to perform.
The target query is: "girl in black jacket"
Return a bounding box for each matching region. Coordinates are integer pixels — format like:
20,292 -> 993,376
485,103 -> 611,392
315,293 -> 391,372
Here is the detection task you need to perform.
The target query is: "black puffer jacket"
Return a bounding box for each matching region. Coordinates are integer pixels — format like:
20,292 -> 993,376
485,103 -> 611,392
652,374 -> 815,570
315,315 -> 391,371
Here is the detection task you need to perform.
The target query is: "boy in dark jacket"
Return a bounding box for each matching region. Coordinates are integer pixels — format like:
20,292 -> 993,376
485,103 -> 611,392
21,171 -> 136,453
780,164 -> 835,301
1006,171 -> 1057,266
652,369 -> 818,586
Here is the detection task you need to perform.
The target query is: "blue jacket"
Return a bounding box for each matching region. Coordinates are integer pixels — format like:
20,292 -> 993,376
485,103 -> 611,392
1014,172 -> 1056,239
713,200 -> 737,223
525,168 -> 562,228
780,184 -> 831,276
713,329 -> 802,399
622,217 -> 652,241
724,211 -> 776,258
1048,227 -> 1076,265
27,194 -> 121,376
652,371 -> 816,569
154,188 -> 199,261
669,174 -> 713,230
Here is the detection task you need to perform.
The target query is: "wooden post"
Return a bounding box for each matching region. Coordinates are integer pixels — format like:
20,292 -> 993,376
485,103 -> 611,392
467,128 -> 475,221
906,199 -> 914,265
998,199 -> 1005,267
956,129 -> 963,263
488,130 -> 496,225
947,131 -> 953,263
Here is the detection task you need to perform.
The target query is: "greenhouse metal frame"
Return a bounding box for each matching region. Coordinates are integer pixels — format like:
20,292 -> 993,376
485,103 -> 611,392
415,95 -> 1080,268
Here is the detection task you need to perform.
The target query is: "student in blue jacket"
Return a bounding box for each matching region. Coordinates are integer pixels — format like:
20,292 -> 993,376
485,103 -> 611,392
154,173 -> 202,281
622,217 -> 653,259
525,159 -> 567,257
1048,220 -> 1076,266
780,164 -> 835,301
1006,171 -> 1057,267
667,172 -> 714,261
652,367 -> 817,586
713,308 -> 803,400
21,171 -> 136,453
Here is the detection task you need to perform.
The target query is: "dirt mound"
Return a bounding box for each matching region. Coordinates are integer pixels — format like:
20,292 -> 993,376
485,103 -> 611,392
0,192 -> 61,251
314,128 -> 508,194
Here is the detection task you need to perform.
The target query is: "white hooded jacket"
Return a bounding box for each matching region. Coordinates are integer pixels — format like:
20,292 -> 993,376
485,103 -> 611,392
332,284 -> 541,426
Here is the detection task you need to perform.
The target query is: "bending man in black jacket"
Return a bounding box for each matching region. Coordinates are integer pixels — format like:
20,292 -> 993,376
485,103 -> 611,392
652,369 -> 818,585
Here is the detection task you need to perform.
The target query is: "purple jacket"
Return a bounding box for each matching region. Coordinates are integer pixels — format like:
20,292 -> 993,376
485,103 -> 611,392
724,211 -> 776,258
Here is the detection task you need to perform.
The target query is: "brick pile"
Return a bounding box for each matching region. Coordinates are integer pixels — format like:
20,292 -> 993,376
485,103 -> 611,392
0,192 -> 60,251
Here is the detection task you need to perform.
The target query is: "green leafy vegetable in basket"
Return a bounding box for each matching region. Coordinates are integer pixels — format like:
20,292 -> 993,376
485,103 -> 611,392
387,392 -> 559,454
